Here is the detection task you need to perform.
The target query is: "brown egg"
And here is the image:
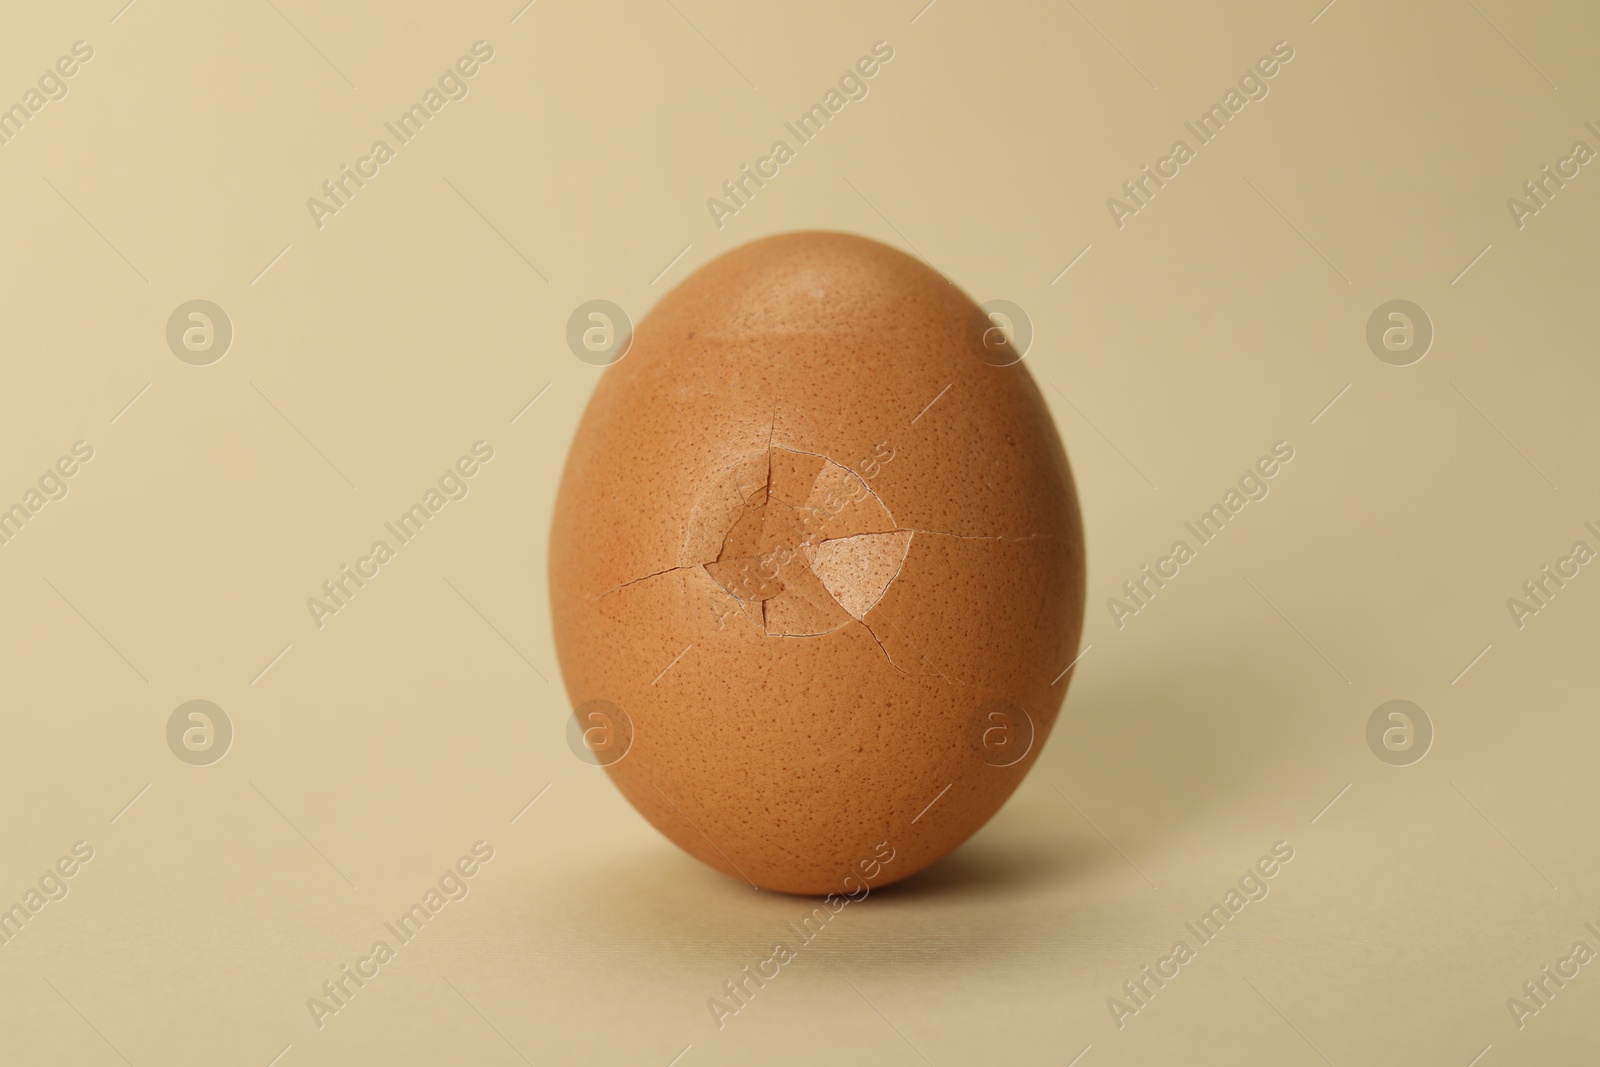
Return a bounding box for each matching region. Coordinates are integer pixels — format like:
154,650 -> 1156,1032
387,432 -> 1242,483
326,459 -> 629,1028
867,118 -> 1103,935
549,232 -> 1085,895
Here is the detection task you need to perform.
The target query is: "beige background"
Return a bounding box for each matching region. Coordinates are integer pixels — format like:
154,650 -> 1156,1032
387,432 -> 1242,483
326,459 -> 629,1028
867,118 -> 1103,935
1,0 -> 1596,1064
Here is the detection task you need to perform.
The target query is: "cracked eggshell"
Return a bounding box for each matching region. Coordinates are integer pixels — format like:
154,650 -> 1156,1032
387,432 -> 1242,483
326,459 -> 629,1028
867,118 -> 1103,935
549,231 -> 1085,895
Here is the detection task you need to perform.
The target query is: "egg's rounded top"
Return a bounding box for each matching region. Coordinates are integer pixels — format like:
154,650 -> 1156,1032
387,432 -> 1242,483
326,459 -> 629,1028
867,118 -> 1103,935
645,229 -> 971,343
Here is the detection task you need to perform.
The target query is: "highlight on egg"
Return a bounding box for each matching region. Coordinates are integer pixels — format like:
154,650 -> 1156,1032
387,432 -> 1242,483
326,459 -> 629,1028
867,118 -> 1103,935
550,231 -> 1086,895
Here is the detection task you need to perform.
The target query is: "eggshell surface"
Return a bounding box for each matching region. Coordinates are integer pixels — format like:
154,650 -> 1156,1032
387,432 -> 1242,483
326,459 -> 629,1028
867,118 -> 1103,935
549,232 -> 1085,895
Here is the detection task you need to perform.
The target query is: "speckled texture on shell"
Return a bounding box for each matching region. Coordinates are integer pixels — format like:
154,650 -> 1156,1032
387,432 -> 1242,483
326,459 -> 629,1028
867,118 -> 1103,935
549,232 -> 1085,895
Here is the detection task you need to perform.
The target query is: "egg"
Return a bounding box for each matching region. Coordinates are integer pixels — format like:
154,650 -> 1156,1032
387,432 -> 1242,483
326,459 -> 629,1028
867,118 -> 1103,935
549,232 -> 1085,895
